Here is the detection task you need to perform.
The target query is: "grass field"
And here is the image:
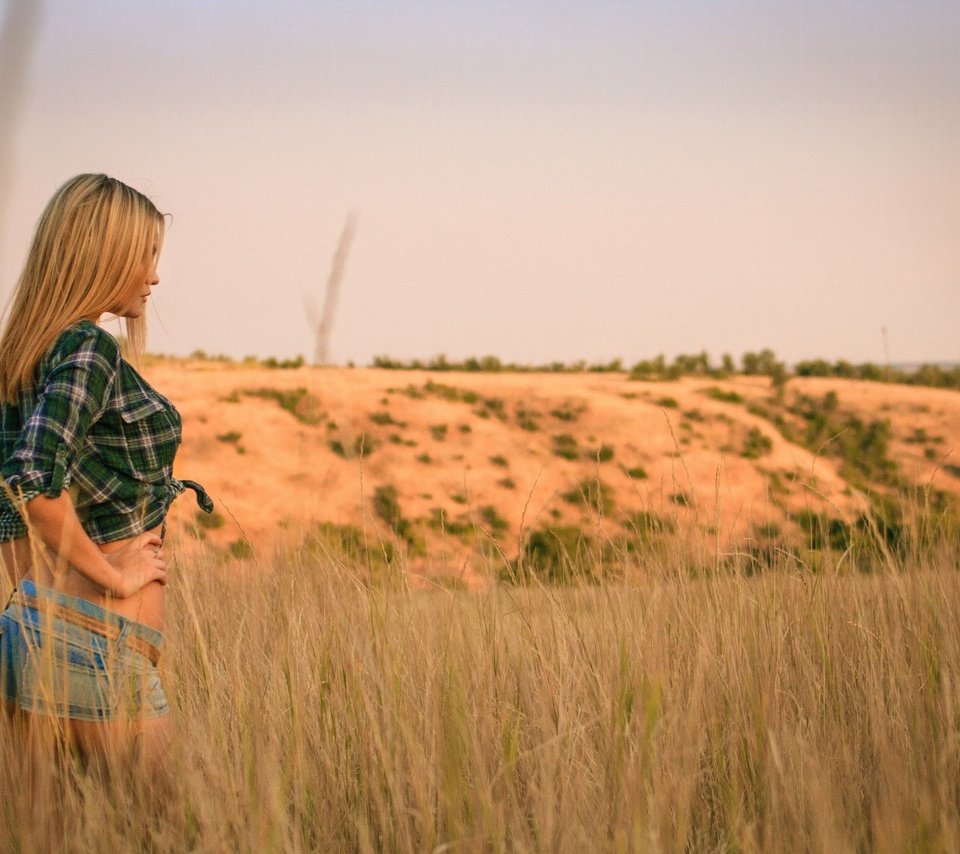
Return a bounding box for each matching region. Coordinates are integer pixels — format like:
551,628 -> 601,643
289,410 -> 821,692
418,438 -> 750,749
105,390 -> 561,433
2,500 -> 959,854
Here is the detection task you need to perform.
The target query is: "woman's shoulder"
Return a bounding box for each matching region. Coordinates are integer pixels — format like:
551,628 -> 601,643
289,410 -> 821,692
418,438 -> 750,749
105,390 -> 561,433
45,320 -> 122,370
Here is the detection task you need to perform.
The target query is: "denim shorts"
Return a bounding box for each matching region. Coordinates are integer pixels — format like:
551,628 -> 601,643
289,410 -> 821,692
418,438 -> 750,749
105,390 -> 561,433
0,580 -> 168,722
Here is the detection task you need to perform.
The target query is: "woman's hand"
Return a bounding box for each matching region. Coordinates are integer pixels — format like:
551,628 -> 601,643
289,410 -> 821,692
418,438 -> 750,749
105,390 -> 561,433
103,532 -> 168,598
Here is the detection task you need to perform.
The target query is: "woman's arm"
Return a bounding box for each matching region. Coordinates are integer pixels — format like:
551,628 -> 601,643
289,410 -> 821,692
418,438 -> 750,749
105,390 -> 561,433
25,493 -> 166,598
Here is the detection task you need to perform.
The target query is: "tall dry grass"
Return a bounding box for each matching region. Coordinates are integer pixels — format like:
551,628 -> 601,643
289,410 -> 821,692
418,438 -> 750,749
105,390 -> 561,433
1,505 -> 959,853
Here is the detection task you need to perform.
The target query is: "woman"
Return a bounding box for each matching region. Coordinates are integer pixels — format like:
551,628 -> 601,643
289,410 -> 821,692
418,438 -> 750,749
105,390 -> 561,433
0,174 -> 212,761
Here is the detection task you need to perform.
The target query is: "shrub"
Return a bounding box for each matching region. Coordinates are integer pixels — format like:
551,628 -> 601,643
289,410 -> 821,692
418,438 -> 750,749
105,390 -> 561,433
244,387 -> 324,425
373,485 -> 410,540
624,466 -> 648,480
552,434 -> 579,461
703,386 -> 744,404
426,508 -> 471,537
196,510 -> 225,530
303,521 -> 394,565
515,407 -> 540,431
479,505 -> 509,536
562,478 -> 615,515
430,424 -> 448,441
489,455 -> 509,468
754,522 -> 782,539
497,477 -> 516,489
794,509 -> 851,552
513,525 -> 598,583
550,403 -> 584,422
595,444 -> 615,463
369,411 -> 403,426
416,453 -> 432,464
622,511 -> 676,538
216,431 -> 242,444
741,427 -> 773,459
353,433 -> 377,456
474,398 -> 507,421
228,539 -> 254,559
655,397 -> 678,409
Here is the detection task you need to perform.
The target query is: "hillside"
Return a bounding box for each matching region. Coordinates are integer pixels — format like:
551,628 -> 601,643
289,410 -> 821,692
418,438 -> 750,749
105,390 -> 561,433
151,359 -> 960,583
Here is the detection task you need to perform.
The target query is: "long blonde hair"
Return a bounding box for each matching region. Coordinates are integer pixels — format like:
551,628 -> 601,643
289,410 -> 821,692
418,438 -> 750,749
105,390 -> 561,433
0,174 -> 164,403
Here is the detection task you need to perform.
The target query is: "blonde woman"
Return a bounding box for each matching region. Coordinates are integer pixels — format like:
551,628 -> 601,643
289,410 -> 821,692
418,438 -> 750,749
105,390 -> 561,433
0,174 -> 212,761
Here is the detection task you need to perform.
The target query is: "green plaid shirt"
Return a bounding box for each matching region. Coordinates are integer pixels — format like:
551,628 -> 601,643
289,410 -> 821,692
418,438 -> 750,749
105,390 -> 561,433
0,320 -> 212,543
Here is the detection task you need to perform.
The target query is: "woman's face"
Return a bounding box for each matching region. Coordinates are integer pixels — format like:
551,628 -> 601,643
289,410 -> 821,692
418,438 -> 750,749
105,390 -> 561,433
114,248 -> 160,319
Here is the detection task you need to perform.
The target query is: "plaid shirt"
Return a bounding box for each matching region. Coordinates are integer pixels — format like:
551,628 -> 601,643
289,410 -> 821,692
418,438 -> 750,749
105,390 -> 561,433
0,320 -> 212,543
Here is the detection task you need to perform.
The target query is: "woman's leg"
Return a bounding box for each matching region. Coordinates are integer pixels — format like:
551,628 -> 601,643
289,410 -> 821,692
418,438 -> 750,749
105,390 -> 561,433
67,712 -> 171,768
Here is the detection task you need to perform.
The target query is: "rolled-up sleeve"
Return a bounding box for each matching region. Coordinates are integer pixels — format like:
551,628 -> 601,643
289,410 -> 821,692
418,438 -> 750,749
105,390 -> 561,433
1,328 -> 119,507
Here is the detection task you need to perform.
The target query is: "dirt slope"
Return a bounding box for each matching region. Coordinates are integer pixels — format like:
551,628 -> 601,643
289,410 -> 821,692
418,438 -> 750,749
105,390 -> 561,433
149,359 -> 960,577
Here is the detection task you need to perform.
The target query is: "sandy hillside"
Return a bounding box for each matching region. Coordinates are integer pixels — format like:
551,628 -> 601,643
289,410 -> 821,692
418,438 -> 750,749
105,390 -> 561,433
147,358 -> 960,575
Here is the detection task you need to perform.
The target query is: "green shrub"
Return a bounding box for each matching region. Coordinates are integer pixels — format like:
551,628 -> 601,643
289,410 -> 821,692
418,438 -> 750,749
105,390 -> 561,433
303,521 -> 395,566
741,427 -> 773,459
489,455 -> 509,468
655,397 -> 678,409
353,433 -> 377,456
426,508 -> 471,537
369,411 -> 403,426
515,407 -> 540,431
244,387 -> 324,425
550,403 -> 584,422
754,522 -> 782,539
373,485 -> 411,539
703,386 -> 744,404
622,511 -> 676,538
216,431 -> 242,444
196,510 -> 225,530
474,397 -> 507,421
794,509 -> 851,552
497,477 -> 516,490
552,434 -> 579,460
228,539 -> 254,559
562,478 -> 615,515
513,525 -> 598,583
430,424 -> 448,441
479,505 -> 509,536
416,453 -> 432,464
593,444 -> 615,463
624,466 -> 648,480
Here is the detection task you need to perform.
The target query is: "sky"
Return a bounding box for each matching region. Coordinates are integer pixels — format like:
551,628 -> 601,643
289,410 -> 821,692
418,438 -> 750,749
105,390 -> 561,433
0,0 -> 958,367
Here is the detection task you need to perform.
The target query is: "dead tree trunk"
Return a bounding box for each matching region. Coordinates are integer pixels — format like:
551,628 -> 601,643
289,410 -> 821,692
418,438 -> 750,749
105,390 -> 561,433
304,211 -> 357,366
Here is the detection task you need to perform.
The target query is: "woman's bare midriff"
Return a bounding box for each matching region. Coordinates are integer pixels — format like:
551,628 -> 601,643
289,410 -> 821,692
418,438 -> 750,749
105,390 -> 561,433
0,525 -> 165,631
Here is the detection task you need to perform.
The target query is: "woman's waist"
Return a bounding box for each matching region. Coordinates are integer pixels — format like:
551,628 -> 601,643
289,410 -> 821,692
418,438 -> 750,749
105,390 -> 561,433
4,578 -> 164,659
0,531 -> 166,630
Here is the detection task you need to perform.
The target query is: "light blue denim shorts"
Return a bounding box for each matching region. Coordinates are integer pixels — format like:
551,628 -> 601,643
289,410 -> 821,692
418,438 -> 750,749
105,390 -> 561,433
0,580 -> 168,722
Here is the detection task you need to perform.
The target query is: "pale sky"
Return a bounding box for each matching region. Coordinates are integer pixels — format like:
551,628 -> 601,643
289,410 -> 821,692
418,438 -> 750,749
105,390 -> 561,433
1,0 -> 958,366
